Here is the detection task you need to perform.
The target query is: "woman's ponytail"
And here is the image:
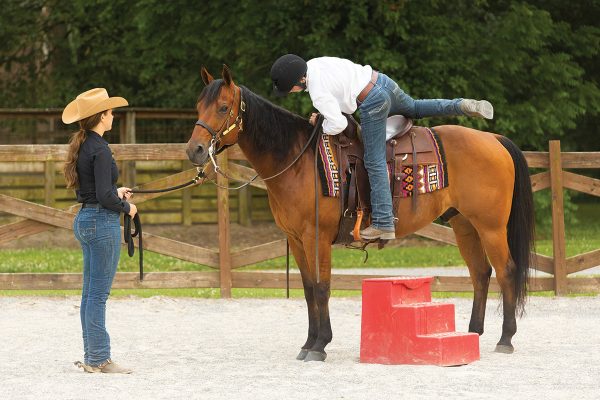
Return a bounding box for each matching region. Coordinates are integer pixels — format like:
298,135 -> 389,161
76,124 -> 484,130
64,129 -> 86,189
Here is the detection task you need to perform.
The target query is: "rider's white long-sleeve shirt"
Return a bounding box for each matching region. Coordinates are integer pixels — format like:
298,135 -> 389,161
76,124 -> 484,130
305,57 -> 373,135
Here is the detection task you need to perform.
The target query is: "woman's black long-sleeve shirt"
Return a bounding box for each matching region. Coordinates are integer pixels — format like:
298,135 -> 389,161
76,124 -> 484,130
76,130 -> 131,214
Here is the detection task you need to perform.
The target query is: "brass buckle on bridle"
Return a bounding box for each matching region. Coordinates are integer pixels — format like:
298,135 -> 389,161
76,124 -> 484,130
220,90 -> 245,137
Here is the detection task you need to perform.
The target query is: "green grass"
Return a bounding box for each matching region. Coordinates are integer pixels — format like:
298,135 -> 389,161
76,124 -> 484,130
247,245 -> 466,270
0,248 -> 212,274
1,202 -> 598,297
0,243 -> 466,274
535,202 -> 600,256
3,204 -> 599,274
0,237 -> 598,276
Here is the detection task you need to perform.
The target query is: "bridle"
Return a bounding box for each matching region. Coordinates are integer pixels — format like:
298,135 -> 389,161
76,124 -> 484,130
125,84 -> 318,283
194,83 -> 326,286
194,85 -> 323,191
194,84 -> 246,157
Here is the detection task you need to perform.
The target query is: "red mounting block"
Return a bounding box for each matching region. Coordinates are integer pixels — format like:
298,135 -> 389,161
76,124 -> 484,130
360,276 -> 479,366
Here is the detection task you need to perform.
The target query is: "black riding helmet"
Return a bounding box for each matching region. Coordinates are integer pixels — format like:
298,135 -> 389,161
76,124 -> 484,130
270,54 -> 308,97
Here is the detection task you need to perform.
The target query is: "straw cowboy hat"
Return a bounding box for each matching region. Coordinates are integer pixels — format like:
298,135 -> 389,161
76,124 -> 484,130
62,88 -> 128,124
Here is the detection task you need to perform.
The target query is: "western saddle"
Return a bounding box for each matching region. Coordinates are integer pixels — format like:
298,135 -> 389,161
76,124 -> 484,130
332,115 -> 443,245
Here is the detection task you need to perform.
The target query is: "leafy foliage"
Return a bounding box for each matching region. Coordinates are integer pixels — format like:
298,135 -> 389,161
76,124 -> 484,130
1,0 -> 598,151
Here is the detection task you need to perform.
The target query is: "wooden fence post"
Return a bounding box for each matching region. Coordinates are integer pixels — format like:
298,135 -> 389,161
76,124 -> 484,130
120,111 -> 137,187
182,161 -> 192,226
44,161 -> 55,207
238,186 -> 252,226
549,140 -> 567,295
217,150 -> 232,298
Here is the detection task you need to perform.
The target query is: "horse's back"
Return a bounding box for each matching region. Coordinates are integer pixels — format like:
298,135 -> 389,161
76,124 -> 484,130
433,124 -> 514,173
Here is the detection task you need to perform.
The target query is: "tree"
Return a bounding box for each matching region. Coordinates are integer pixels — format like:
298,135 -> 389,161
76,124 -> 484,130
1,0 -> 598,151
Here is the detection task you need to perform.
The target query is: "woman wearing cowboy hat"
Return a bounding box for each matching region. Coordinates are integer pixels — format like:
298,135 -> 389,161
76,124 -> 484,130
63,88 -> 137,374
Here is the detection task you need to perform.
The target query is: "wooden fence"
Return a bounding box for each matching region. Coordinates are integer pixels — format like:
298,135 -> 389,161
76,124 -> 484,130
0,108 -> 268,225
0,140 -> 599,296
0,158 -> 270,225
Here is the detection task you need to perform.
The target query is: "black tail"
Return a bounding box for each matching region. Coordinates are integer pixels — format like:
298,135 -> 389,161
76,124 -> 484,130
497,136 -> 535,316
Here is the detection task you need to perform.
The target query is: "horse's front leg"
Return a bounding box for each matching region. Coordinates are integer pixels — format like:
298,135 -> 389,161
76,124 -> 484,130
303,279 -> 331,362
303,237 -> 333,362
287,237 -> 319,360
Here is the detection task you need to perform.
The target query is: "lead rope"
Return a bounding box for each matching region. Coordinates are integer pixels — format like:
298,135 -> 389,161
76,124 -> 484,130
130,170 -> 205,194
125,169 -> 205,281
124,213 -> 143,281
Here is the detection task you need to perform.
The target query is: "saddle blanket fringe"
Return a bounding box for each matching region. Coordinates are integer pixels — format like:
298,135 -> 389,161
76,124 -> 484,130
317,134 -> 341,197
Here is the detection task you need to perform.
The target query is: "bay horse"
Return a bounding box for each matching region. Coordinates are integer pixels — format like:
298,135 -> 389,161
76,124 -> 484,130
186,66 -> 535,362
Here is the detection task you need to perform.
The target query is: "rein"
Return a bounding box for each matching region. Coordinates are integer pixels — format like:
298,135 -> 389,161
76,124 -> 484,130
313,115 -> 325,284
205,88 -> 323,190
125,169 -> 205,281
193,83 -> 327,287
206,121 -> 323,190
205,116 -> 325,286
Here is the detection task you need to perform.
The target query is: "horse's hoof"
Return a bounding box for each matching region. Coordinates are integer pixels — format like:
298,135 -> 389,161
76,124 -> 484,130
303,351 -> 327,362
296,349 -> 309,360
494,344 -> 514,354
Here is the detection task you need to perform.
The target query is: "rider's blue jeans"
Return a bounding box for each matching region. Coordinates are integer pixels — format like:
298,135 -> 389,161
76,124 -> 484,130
358,73 -> 464,229
73,206 -> 121,366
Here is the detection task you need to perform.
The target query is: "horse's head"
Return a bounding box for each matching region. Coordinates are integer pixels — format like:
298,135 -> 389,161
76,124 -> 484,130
186,65 -> 245,167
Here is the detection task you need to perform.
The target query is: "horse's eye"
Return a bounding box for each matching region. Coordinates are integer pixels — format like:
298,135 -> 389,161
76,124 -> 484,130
218,105 -> 228,114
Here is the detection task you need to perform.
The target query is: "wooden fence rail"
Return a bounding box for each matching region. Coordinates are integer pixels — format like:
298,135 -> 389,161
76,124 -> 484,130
0,144 -> 268,225
0,108 -> 261,226
0,140 -> 599,295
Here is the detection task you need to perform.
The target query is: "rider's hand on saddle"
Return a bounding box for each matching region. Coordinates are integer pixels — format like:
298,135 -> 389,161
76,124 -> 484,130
128,203 -> 138,218
118,187 -> 132,200
309,112 -> 319,126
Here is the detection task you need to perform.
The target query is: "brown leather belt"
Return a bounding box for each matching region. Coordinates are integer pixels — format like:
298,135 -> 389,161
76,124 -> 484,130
357,70 -> 379,104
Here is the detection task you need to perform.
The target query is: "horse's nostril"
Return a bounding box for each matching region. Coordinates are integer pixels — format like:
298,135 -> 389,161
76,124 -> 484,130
197,145 -> 204,154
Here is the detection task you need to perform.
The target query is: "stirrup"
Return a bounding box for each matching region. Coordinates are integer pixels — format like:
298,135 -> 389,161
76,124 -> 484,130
352,210 -> 364,241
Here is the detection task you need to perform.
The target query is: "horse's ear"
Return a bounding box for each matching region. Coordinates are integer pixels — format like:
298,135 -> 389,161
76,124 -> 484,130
201,67 -> 214,85
222,64 -> 234,86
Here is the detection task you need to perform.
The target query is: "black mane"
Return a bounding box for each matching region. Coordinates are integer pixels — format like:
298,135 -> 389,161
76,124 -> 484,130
198,80 -> 313,161
240,86 -> 313,161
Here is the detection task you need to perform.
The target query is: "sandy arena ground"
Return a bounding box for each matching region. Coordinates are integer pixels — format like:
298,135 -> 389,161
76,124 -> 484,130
1,295 -> 599,400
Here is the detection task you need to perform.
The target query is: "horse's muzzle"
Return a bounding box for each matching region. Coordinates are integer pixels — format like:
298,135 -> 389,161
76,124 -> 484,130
186,142 -> 209,167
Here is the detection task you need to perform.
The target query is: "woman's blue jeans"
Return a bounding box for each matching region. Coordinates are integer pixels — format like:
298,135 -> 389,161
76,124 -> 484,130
357,73 -> 463,229
73,206 -> 121,366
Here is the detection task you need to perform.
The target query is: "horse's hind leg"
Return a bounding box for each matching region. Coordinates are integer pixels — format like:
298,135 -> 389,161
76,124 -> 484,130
287,237 -> 319,360
449,215 -> 492,335
477,227 -> 518,353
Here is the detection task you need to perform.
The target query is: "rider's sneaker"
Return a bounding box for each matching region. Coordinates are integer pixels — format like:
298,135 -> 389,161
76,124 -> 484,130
460,99 -> 494,119
360,225 -> 396,241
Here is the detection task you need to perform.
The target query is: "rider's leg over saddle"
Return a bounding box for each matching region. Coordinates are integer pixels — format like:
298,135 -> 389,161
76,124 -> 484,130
331,114 -> 444,246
